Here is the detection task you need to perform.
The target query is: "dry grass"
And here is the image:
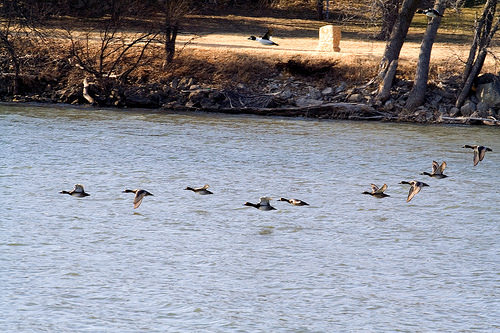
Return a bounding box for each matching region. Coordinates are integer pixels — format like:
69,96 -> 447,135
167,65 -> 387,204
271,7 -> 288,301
6,6 -> 500,95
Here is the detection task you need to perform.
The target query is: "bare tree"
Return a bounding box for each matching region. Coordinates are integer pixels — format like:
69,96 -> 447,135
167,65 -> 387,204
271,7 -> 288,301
405,0 -> 447,110
67,15 -> 157,82
158,0 -> 191,65
0,0 -> 48,94
456,0 -> 499,107
376,0 -> 402,40
376,0 -> 421,102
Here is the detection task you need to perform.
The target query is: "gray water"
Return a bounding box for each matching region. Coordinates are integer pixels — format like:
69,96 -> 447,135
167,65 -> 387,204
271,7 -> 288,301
0,104 -> 499,332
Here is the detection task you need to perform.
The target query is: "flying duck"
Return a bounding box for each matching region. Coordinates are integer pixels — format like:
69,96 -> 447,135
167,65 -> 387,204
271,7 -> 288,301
421,161 -> 448,178
417,8 -> 443,18
463,145 -> 492,166
59,184 -> 90,197
185,184 -> 213,195
123,189 -> 154,209
248,28 -> 279,46
278,197 -> 309,206
244,197 -> 276,211
400,181 -> 429,202
362,184 -> 390,198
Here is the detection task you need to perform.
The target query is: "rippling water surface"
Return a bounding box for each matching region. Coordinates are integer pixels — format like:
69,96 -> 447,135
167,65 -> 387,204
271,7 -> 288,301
1,104 -> 499,332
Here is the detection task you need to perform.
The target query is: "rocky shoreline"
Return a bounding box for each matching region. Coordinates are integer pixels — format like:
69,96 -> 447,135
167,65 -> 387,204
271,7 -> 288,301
2,71 -> 499,126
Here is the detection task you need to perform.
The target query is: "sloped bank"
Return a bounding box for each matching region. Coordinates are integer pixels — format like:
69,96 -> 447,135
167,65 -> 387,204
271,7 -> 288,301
1,70 -> 499,126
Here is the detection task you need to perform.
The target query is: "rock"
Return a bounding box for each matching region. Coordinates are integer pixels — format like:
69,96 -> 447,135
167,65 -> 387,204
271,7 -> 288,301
170,78 -> 179,89
188,90 -> 206,105
279,88 -> 293,99
348,93 -> 363,103
470,111 -> 489,119
460,101 -> 476,117
430,94 -> 443,108
383,99 -> 394,111
295,97 -> 323,107
475,74 -> 500,107
476,102 -> 489,114
178,77 -> 194,90
125,93 -> 157,108
335,82 -> 347,94
449,106 -> 460,117
307,87 -> 322,100
208,90 -> 225,102
321,87 -> 334,96
200,97 -> 215,109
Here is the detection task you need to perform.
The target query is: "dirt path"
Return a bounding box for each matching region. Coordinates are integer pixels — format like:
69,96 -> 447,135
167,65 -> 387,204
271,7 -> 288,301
175,14 -> 497,69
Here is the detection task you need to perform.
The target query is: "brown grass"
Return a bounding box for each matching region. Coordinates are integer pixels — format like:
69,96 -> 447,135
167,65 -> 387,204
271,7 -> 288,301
5,8 -> 500,96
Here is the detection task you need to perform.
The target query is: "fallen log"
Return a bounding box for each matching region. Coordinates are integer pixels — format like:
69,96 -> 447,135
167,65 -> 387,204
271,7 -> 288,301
441,116 -> 500,126
190,102 -> 385,120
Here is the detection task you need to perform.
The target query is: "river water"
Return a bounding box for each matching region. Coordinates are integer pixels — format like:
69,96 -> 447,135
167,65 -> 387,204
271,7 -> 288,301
1,104 -> 498,332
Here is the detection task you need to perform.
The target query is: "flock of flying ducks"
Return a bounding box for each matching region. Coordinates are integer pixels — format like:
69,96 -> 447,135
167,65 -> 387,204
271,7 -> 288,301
361,145 -> 492,203
61,8 -> 484,210
59,145 -> 492,210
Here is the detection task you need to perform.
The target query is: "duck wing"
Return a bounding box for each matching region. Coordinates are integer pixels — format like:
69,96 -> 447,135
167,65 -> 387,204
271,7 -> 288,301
406,184 -> 421,202
133,190 -> 146,209
370,184 -> 379,193
473,149 -> 480,166
431,161 -> 439,174
259,197 -> 271,206
439,161 -> 447,173
478,147 -> 488,161
377,184 -> 388,193
261,28 -> 272,40
73,184 -> 85,193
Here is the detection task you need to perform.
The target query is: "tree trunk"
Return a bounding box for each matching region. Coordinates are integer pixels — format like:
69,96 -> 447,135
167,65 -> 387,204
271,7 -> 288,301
376,0 -> 401,41
462,0 -> 496,82
0,32 -> 20,95
376,0 -> 421,101
456,16 -> 499,108
317,0 -> 324,20
456,0 -> 498,108
377,60 -> 399,102
405,1 -> 447,111
165,22 -> 178,64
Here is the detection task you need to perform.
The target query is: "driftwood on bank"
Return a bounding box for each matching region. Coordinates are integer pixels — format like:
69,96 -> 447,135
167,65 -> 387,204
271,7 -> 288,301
441,116 -> 500,126
186,102 -> 388,120
82,78 -> 95,104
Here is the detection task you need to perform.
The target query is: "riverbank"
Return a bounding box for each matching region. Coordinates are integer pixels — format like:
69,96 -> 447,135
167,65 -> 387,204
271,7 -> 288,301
1,11 -> 499,126
2,52 -> 498,126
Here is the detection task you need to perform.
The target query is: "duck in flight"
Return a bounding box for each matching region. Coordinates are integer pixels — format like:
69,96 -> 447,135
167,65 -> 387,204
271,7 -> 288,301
400,181 -> 429,202
60,184 -> 90,197
244,197 -> 276,211
463,145 -> 492,166
248,29 -> 279,46
123,189 -> 154,209
362,184 -> 390,198
185,184 -> 213,195
421,161 -> 448,178
417,8 -> 443,18
278,197 -> 309,206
